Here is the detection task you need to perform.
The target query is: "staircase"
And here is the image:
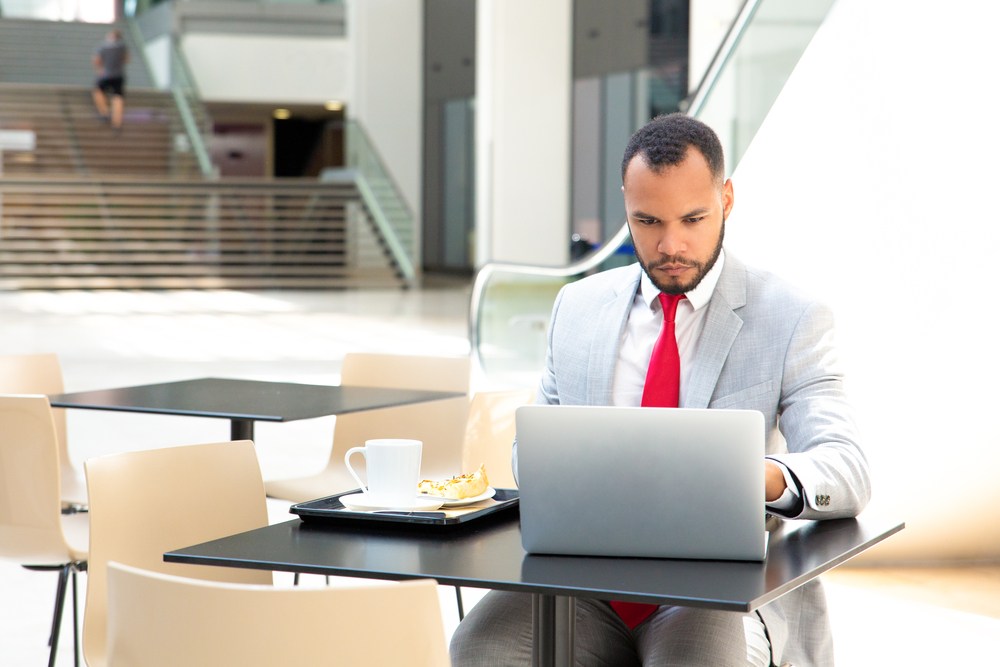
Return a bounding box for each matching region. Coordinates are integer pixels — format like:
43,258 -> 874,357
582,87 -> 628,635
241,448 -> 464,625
0,18 -> 414,289
1,83 -> 203,178
0,176 -> 408,289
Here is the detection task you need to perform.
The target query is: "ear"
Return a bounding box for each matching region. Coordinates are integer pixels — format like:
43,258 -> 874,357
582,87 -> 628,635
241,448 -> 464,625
722,179 -> 734,219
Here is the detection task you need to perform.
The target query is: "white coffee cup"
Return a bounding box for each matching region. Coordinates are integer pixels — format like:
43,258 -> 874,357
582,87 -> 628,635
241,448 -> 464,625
344,438 -> 423,507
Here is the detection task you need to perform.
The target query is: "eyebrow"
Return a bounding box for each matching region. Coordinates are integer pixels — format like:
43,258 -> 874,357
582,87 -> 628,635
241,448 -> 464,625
629,207 -> 712,221
681,207 -> 711,218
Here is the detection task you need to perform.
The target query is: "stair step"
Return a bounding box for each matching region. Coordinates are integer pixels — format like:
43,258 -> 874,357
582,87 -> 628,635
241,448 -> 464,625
0,175 -> 410,289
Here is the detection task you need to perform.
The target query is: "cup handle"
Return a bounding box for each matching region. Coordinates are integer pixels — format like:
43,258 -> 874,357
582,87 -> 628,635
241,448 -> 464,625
344,446 -> 369,495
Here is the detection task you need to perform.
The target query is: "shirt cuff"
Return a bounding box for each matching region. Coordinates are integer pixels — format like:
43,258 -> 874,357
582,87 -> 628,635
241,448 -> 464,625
765,459 -> 801,512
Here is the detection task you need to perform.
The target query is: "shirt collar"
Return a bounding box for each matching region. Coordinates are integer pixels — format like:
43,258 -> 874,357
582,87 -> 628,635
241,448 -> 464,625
639,248 -> 726,313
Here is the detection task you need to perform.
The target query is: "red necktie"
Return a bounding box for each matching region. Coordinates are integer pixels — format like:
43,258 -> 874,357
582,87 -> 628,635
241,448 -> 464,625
641,292 -> 685,408
610,292 -> 685,629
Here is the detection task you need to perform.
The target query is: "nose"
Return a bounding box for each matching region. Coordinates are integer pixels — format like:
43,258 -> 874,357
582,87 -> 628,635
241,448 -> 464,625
656,225 -> 685,257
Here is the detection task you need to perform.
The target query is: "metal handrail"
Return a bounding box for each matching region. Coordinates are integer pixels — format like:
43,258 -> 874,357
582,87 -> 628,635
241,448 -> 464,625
169,85 -> 215,178
682,0 -> 763,118
167,35 -> 216,178
468,0 -> 766,375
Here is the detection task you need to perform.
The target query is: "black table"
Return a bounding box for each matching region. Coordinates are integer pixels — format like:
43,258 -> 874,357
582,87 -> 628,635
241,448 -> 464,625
165,513 -> 904,666
50,377 -> 463,441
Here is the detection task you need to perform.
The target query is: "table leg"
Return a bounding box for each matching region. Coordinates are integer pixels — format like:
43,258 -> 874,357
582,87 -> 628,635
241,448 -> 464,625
230,419 -> 254,442
531,593 -> 575,667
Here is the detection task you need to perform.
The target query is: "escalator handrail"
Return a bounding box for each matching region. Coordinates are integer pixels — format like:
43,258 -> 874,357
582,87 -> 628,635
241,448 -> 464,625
683,0 -> 763,118
468,221 -> 631,364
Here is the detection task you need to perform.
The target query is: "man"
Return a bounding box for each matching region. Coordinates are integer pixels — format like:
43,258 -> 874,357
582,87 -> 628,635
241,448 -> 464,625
92,28 -> 129,131
450,114 -> 871,666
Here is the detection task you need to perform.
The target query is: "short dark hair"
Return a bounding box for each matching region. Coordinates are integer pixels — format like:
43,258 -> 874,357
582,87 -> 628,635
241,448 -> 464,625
620,113 -> 726,184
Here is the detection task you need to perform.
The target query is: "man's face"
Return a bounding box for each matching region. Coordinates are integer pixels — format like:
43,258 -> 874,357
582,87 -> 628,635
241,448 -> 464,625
622,148 -> 733,295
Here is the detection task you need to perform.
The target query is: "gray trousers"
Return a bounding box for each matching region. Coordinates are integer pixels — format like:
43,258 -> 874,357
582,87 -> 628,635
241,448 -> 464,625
450,591 -> 776,667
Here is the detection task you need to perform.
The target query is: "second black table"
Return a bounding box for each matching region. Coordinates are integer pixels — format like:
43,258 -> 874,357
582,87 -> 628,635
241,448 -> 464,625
50,377 -> 464,440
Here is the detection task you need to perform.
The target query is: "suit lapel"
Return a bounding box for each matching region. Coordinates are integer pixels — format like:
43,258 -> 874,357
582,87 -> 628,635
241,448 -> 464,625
587,265 -> 640,405
683,254 -> 747,408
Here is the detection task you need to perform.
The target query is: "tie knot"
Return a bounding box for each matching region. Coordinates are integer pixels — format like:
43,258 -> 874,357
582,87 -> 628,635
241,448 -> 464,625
657,292 -> 685,324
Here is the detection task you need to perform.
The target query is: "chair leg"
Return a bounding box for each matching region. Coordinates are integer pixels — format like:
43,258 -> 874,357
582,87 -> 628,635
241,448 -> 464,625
48,565 -> 69,645
47,564 -> 71,667
455,586 -> 465,621
71,566 -> 80,667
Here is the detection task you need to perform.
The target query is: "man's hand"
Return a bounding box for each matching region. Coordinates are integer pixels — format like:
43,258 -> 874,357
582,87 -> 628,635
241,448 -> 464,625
765,460 -> 787,502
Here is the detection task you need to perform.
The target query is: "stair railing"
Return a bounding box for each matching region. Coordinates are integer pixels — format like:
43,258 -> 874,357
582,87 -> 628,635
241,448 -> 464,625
123,16 -> 216,178
343,121 -> 418,286
166,34 -> 216,178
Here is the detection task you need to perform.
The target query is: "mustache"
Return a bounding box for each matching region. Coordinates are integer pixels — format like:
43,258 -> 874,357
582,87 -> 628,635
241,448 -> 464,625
647,256 -> 699,270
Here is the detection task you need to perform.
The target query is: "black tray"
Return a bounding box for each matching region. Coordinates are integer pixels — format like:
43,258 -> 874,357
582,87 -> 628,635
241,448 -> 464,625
291,488 -> 519,528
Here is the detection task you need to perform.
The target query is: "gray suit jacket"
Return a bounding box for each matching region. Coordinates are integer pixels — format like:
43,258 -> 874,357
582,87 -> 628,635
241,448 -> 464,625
520,253 -> 870,666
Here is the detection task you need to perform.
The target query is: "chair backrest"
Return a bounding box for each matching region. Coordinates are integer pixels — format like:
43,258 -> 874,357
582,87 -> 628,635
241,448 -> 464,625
0,394 -> 76,563
334,353 -> 472,479
0,353 -> 66,444
0,354 -> 74,484
460,388 -> 536,489
340,351 -> 471,392
106,562 -> 451,667
84,440 -> 272,667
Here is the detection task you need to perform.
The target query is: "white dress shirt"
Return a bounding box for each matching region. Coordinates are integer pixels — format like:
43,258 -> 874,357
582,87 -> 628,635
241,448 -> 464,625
611,251 -> 800,511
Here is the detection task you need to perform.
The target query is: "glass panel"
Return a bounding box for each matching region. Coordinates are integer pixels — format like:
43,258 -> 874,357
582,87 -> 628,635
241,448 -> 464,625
165,33 -> 216,177
344,121 -> 417,283
693,0 -> 836,173
476,274 -> 570,387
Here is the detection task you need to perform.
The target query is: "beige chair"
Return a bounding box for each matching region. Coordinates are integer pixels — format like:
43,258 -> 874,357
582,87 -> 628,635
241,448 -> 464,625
459,388 -> 536,489
83,440 -> 272,667
105,561 -> 450,666
0,353 -> 88,507
265,352 -> 471,503
0,394 -> 89,667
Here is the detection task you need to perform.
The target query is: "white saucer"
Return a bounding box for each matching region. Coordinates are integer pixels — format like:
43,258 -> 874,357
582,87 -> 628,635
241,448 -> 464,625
339,493 -> 444,512
422,486 -> 496,507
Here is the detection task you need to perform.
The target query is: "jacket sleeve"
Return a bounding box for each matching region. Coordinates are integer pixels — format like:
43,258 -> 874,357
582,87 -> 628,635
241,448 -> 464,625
766,300 -> 871,520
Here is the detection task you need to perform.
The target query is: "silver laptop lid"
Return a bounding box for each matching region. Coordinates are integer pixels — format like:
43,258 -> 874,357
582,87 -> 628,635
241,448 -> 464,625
516,405 -> 767,561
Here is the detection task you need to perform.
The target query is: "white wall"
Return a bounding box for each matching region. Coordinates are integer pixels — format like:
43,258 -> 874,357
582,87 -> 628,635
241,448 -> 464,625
349,0 -> 424,238
475,0 -> 573,267
181,33 -> 351,104
726,0 -> 1000,561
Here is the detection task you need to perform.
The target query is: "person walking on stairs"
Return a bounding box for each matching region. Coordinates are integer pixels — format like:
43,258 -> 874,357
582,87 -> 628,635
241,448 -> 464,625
92,28 -> 129,132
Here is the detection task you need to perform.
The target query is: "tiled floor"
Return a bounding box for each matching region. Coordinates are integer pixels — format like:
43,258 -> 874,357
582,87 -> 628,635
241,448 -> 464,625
1,284 -> 998,665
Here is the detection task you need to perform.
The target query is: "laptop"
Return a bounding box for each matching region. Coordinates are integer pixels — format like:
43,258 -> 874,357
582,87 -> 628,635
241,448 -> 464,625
515,405 -> 768,561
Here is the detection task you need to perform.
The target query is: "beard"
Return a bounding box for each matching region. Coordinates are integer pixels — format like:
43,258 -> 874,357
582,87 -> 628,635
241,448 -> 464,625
636,219 -> 725,295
